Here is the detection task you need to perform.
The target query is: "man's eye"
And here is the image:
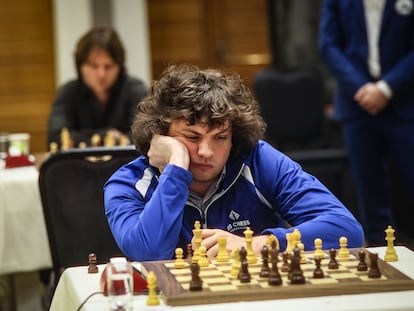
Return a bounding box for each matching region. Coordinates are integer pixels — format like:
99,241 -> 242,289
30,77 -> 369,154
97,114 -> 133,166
217,136 -> 228,140
185,136 -> 198,141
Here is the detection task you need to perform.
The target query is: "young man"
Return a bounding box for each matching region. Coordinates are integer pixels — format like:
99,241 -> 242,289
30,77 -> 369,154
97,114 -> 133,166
47,26 -> 147,148
104,64 -> 364,261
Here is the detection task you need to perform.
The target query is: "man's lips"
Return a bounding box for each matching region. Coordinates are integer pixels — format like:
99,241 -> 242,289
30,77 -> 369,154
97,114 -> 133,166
193,163 -> 214,170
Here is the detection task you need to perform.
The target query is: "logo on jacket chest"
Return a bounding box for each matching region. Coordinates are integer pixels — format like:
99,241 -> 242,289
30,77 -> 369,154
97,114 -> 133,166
226,209 -> 250,232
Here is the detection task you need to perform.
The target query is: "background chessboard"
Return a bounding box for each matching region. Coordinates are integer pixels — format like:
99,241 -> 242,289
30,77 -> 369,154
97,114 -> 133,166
141,248 -> 414,306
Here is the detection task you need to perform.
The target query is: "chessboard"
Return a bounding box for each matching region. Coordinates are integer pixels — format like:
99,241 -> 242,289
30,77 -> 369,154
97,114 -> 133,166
141,248 -> 414,306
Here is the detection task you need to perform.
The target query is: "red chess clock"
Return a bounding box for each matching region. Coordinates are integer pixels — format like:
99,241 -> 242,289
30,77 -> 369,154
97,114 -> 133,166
100,263 -> 148,296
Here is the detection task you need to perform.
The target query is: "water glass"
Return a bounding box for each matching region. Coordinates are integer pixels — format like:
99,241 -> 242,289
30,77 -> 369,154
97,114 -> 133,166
107,257 -> 134,311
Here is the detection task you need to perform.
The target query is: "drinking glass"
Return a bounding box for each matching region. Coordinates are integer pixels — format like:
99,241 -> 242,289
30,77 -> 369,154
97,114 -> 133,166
107,257 -> 134,311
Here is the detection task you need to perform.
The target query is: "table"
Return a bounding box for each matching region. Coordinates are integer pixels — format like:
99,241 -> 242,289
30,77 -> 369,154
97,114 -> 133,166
0,165 -> 52,274
50,246 -> 414,311
0,163 -> 52,310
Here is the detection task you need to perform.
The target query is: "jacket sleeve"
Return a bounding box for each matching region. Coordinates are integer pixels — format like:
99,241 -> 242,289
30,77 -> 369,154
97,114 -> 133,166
104,162 -> 192,261
255,142 -> 365,251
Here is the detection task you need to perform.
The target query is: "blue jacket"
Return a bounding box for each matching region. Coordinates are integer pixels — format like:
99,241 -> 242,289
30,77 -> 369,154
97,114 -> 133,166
319,0 -> 414,121
104,140 -> 364,261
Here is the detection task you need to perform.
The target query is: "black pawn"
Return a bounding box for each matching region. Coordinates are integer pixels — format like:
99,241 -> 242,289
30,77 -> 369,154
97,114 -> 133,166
268,247 -> 282,286
259,245 -> 270,277
189,262 -> 202,291
328,248 -> 339,269
281,252 -> 290,273
238,247 -> 251,283
186,243 -> 193,262
357,250 -> 368,271
313,256 -> 324,278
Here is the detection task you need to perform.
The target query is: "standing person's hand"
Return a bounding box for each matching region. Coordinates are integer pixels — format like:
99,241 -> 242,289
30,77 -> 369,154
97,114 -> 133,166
354,83 -> 389,115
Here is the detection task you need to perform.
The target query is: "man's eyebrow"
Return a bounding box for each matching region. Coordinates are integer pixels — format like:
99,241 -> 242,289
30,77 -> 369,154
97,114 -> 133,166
181,128 -> 200,134
215,127 -> 231,134
181,126 -> 231,135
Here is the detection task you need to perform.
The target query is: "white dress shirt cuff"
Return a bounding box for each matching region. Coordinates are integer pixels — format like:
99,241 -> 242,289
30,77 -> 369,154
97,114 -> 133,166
376,80 -> 393,99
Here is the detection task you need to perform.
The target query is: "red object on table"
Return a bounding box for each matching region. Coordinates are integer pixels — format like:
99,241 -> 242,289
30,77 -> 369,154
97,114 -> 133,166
5,154 -> 34,168
100,264 -> 148,296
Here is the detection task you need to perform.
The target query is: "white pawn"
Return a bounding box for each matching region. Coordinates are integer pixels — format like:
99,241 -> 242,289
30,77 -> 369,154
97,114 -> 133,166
313,238 -> 325,259
297,242 -> 307,264
198,245 -> 209,267
174,247 -> 186,268
338,236 -> 350,258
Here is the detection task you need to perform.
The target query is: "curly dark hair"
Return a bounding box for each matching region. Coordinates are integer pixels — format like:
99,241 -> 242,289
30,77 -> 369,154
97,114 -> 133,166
131,64 -> 266,158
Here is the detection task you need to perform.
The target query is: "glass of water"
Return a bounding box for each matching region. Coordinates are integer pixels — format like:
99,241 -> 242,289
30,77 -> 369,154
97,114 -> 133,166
107,257 -> 134,311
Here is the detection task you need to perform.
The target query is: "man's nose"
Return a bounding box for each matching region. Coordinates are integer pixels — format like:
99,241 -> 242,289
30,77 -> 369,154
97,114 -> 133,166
198,140 -> 214,157
96,66 -> 107,77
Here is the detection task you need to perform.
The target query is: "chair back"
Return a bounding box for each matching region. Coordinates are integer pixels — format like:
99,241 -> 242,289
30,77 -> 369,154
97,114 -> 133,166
38,146 -> 139,279
253,66 -> 325,150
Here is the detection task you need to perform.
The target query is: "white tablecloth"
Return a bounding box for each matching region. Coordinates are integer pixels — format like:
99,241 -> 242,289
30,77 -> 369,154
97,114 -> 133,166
0,165 -> 52,274
50,246 -> 414,311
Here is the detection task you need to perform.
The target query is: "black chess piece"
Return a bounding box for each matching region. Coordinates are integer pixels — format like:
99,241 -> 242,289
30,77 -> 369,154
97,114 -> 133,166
189,262 -> 203,291
368,252 -> 382,279
281,252 -> 290,273
87,253 -> 98,273
357,250 -> 368,271
268,247 -> 282,285
328,248 -> 339,269
238,247 -> 251,283
313,256 -> 324,278
186,243 -> 193,262
290,247 -> 305,284
260,245 -> 270,277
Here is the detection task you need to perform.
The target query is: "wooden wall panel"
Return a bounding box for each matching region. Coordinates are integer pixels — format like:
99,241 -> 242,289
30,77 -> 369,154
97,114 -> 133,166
147,0 -> 270,88
0,0 -> 55,153
148,0 -> 207,79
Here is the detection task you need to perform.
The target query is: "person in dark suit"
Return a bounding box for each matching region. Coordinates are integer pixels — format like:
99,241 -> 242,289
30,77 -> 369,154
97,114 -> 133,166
319,0 -> 414,246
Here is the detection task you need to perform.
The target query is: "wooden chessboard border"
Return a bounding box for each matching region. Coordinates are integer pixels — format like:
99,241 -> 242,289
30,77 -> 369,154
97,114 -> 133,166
141,248 -> 414,306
